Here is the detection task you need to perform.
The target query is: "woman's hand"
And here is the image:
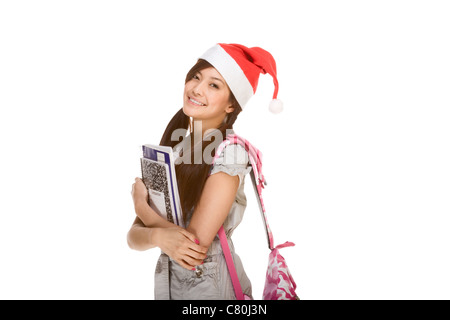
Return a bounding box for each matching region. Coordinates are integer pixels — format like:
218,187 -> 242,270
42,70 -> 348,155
131,177 -> 148,207
155,227 -> 208,270
131,177 -> 208,270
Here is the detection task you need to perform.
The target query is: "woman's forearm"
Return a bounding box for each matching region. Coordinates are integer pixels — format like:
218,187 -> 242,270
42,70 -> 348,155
127,224 -> 162,251
128,201 -> 182,251
134,200 -> 174,229
128,178 -> 207,265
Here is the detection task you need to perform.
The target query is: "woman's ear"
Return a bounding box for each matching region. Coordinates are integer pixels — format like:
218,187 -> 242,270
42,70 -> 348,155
225,104 -> 235,114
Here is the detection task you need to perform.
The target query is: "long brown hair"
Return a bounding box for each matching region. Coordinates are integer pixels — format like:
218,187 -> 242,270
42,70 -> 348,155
159,59 -> 242,223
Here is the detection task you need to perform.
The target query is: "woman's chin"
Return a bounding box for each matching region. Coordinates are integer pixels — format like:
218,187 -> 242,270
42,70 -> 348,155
183,104 -> 203,118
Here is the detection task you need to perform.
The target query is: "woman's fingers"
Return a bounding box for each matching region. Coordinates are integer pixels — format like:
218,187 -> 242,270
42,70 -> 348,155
156,227 -> 209,271
175,258 -> 196,271
183,249 -> 205,264
185,246 -> 207,261
131,177 -> 148,205
173,252 -> 203,271
177,231 -> 208,270
177,242 -> 206,269
179,228 -> 199,245
179,229 -> 208,255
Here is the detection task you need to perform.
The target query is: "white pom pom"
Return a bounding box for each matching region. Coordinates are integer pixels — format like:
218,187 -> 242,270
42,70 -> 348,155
269,99 -> 283,114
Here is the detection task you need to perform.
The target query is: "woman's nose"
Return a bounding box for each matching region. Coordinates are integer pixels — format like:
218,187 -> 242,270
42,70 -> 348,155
192,81 -> 205,96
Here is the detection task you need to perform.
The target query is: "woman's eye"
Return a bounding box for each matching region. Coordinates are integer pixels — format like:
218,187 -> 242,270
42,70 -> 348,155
193,74 -> 200,80
210,83 -> 219,89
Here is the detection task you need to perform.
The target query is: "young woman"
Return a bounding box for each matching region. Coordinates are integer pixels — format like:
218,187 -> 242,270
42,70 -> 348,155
127,43 -> 282,300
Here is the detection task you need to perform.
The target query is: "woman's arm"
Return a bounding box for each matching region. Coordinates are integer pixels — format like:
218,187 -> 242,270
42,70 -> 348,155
186,171 -> 240,249
127,216 -> 161,251
128,178 -> 208,269
131,177 -> 174,228
127,217 -> 206,269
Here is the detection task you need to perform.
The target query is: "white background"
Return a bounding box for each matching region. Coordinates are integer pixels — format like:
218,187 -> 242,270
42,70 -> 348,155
1,0 -> 449,300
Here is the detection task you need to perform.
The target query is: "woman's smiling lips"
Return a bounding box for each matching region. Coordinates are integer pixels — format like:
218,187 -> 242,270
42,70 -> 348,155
187,96 -> 206,106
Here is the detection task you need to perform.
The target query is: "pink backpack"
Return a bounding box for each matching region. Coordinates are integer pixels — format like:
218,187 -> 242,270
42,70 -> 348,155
214,134 -> 299,300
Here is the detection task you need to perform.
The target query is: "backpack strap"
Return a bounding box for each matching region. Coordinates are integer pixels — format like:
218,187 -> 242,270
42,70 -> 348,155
213,134 -> 274,249
214,134 -> 270,300
214,134 -> 297,300
218,226 -> 245,300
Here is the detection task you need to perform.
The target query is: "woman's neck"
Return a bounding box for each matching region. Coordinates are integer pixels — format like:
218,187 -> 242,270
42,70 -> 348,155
190,118 -> 223,136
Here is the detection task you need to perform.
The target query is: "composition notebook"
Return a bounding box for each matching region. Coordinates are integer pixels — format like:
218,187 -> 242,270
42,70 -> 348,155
141,144 -> 183,227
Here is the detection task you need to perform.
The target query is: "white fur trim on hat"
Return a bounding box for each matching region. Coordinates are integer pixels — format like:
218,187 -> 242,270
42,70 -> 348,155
199,45 -> 254,109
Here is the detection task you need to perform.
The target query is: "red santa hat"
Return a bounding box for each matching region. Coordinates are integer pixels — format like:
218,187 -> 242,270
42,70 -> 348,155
199,43 -> 283,114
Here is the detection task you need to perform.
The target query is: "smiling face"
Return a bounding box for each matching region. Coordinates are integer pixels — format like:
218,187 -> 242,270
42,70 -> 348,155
183,67 -> 235,132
